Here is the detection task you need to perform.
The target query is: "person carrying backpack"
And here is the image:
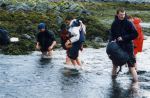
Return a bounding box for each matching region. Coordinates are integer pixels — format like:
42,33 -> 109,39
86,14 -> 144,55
65,16 -> 85,68
36,23 -> 56,57
109,8 -> 138,82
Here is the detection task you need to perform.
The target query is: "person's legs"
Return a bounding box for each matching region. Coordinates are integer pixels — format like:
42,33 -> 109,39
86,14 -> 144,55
134,63 -> 137,71
134,56 -> 137,71
71,59 -> 77,65
65,50 -> 72,65
66,55 -> 72,65
128,57 -> 138,82
76,57 -> 81,66
75,43 -> 83,66
68,42 -> 80,66
112,65 -> 118,78
129,67 -> 138,82
127,46 -> 138,82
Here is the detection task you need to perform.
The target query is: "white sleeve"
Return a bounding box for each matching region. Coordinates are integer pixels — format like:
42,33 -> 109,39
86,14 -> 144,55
69,27 -> 80,43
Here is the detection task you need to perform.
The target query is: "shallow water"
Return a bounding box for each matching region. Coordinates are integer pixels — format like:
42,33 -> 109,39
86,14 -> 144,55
0,37 -> 150,98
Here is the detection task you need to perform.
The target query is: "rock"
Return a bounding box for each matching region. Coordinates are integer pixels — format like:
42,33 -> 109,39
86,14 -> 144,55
0,3 -> 7,9
80,9 -> 91,15
16,3 -> 31,11
21,34 -> 32,40
7,5 -> 16,12
34,2 -> 49,12
6,3 -> 31,12
94,37 -> 103,42
56,16 -> 63,25
59,2 -> 84,12
69,3 -> 78,11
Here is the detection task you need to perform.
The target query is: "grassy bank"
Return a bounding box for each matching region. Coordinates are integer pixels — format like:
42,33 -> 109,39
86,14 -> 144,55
0,1 -> 150,55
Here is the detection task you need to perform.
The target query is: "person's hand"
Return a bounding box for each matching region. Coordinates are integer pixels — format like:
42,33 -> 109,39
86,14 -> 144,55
117,36 -> 123,41
65,40 -> 71,46
65,40 -> 72,48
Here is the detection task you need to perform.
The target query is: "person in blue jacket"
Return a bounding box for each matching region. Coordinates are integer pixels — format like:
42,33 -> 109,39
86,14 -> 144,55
110,8 -> 138,82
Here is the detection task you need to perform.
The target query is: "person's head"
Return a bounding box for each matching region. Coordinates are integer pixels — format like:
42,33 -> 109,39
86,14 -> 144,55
116,8 -> 126,20
60,23 -> 67,30
65,16 -> 73,25
38,23 -> 46,32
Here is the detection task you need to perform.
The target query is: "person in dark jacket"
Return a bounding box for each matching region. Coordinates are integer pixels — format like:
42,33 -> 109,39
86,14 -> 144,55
110,8 -> 138,82
36,23 -> 56,56
0,29 -> 9,46
65,16 -> 83,69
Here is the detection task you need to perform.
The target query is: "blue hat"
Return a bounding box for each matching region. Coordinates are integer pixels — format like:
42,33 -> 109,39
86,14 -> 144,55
38,23 -> 46,30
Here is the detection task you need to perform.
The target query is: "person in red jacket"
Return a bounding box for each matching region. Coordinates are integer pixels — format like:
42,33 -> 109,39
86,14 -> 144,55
128,16 -> 144,70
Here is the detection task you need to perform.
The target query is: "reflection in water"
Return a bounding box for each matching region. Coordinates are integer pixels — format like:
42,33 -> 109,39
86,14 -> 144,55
39,58 -> 52,65
61,68 -> 80,77
0,37 -> 150,98
109,79 -> 140,98
37,57 -> 53,68
60,73 -> 82,98
128,82 -> 140,98
110,79 -> 124,98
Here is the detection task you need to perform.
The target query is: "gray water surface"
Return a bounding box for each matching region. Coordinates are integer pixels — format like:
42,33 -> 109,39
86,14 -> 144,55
0,37 -> 150,98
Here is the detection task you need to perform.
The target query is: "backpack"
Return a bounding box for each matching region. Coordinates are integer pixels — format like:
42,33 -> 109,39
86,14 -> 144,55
71,20 -> 86,43
79,26 -> 85,43
106,41 -> 129,73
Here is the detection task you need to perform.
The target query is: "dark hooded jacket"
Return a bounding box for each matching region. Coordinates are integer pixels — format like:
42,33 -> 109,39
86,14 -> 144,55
37,30 -> 56,50
110,16 -> 138,53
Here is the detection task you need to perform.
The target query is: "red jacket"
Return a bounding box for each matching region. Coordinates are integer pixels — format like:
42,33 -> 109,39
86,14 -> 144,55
132,17 -> 144,55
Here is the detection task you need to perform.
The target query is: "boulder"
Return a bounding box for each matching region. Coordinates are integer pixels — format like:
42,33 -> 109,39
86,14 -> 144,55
21,34 -> 32,40
94,37 -> 103,42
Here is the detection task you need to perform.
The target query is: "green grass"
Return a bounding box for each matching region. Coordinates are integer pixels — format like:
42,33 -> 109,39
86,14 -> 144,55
0,1 -> 150,54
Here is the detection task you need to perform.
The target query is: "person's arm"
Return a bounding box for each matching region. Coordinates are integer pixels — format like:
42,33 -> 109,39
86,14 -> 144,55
49,41 -> 56,50
110,22 -> 116,42
65,27 -> 80,47
36,33 -> 40,49
48,32 -> 56,50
